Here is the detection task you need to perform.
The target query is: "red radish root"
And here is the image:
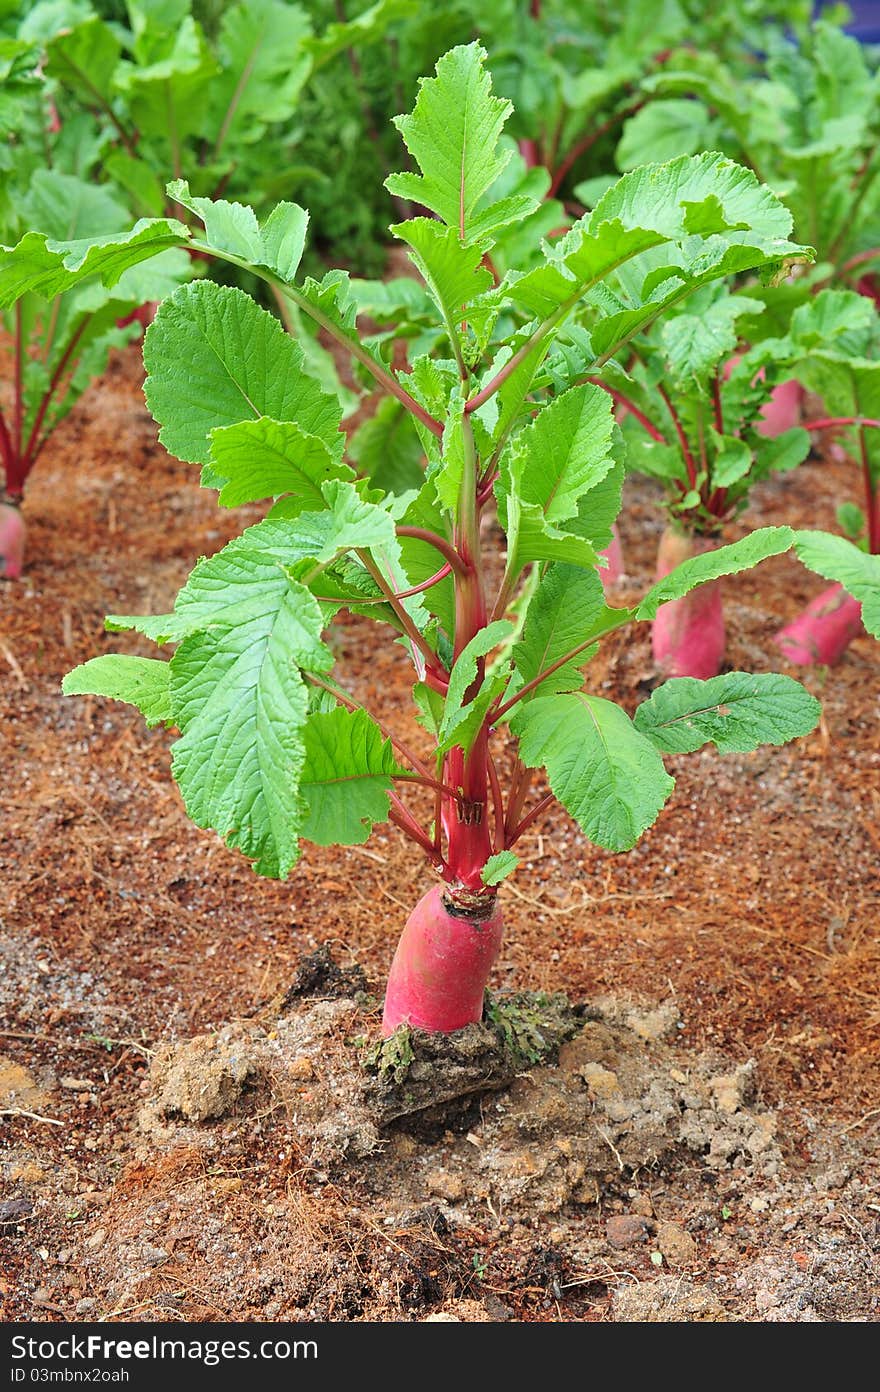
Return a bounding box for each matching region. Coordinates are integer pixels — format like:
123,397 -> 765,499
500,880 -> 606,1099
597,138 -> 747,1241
756,377 -> 803,437
723,355 -> 803,437
0,500 -> 25,580
600,523 -> 625,587
652,526 -> 725,679
382,883 -> 503,1035
774,582 -> 864,666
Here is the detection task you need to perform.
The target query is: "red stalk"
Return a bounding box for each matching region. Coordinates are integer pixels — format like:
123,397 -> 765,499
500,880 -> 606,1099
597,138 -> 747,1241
547,102 -> 645,199
395,526 -> 469,575
711,373 -> 724,435
508,792 -> 554,846
585,377 -> 667,442
23,316 -> 90,469
860,432 -> 880,554
657,384 -> 697,489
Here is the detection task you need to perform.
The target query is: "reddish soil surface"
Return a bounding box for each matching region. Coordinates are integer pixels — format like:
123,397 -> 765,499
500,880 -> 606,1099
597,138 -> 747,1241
1,346 -> 878,1323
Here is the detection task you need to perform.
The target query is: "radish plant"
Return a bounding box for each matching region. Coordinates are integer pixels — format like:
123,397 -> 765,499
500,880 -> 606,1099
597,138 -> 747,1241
33,45 -> 826,1032
594,284 -> 867,677
769,291 -> 880,664
0,187 -> 187,578
618,21 -> 880,296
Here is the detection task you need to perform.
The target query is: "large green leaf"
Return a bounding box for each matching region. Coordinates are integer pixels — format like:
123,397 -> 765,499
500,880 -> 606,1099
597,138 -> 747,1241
62,655 -> 171,728
209,0 -> 311,142
511,565 -> 607,699
44,14 -> 121,107
634,673 -> 821,754
116,17 -> 217,143
22,171 -> 128,242
208,418 -> 354,509
794,530 -> 880,638
169,586 -> 312,879
635,526 -> 794,621
508,383 -> 617,525
385,42 -> 536,245
511,693 -> 674,851
143,280 -> 343,467
0,218 -> 188,310
108,484 -> 397,645
299,708 -> 401,846
305,0 -> 409,68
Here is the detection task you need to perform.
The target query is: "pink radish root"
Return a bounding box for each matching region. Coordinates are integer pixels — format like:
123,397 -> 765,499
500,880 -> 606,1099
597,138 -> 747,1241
382,883 -> 503,1035
723,355 -> 803,437
0,500 -> 25,579
652,526 -> 725,679
774,583 -> 864,666
600,524 -> 625,587
756,377 -> 804,438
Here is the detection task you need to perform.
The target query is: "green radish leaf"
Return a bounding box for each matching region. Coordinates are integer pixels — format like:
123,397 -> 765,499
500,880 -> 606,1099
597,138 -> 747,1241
635,526 -> 795,621
22,171 -> 129,242
385,42 -> 537,246
0,219 -> 189,309
413,680 -> 445,738
209,418 -> 354,510
837,502 -> 866,540
169,588 -> 312,879
208,0 -> 312,138
143,280 -> 343,468
391,218 -> 493,331
62,655 -> 171,728
568,452 -> 626,555
752,429 -> 811,478
259,202 -> 310,283
115,18 -> 217,144
710,434 -> 753,489
438,621 -> 513,756
481,851 -> 518,886
511,693 -> 674,851
660,291 -> 764,383
511,564 -> 606,699
306,0 -> 409,68
109,485 -> 397,646
616,99 -> 716,171
166,183 -> 264,262
169,180 -> 310,282
500,492 -> 599,575
349,397 -> 425,496
299,707 -> 402,846
509,383 -> 617,527
496,382 -> 616,578
634,673 -> 821,754
793,530 -> 880,638
45,16 -> 121,105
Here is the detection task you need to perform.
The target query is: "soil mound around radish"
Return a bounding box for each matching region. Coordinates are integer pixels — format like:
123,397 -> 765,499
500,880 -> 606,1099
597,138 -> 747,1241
136,969 -> 787,1217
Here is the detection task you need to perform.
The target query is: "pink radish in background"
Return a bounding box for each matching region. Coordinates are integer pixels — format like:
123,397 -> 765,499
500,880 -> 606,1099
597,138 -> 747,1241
756,377 -> 804,437
652,527 -> 725,679
0,500 -> 25,580
775,583 -> 864,665
600,523 -> 625,586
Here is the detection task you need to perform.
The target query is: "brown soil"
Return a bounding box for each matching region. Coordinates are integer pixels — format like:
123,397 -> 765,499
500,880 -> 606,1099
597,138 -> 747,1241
1,346 -> 878,1324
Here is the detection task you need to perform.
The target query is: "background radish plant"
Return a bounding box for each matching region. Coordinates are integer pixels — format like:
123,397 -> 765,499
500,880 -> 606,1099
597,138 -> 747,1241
34,44 -> 830,1033
595,283 -> 865,677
